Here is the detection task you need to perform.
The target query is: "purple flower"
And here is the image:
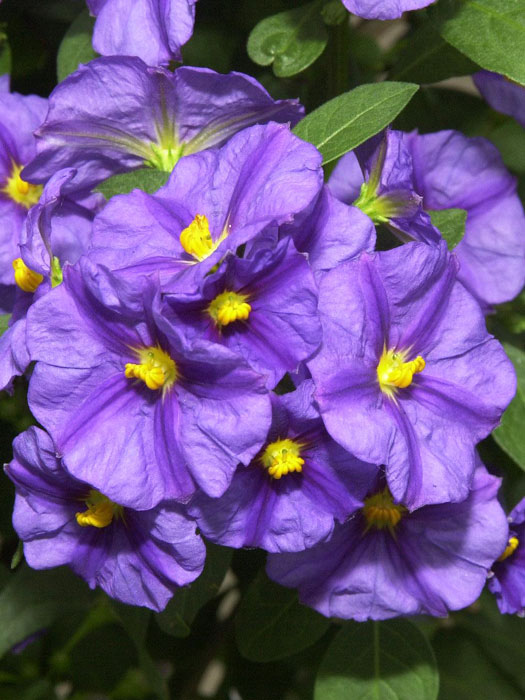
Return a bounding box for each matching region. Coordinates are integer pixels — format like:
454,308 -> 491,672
189,381 -> 378,552
409,130 -> 525,307
267,464 -> 508,620
474,71 -> 525,128
488,498 -> 525,615
163,238 -> 322,388
26,259 -> 272,509
308,242 -> 516,510
7,426 -> 206,611
87,122 -> 323,293
341,0 -> 434,20
86,0 -> 197,65
23,57 -> 305,191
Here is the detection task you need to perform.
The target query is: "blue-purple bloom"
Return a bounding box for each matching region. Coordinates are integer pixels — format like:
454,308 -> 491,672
86,0 -> 198,65
474,71 -> 525,128
189,381 -> 378,553
341,0 -> 435,20
308,242 -> 516,510
267,464 -> 508,620
23,57 -> 304,191
7,426 -> 206,611
26,259 -> 271,509
488,497 -> 525,615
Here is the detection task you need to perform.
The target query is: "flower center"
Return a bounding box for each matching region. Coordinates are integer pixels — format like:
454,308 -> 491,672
363,487 -> 406,534
179,214 -> 227,262
75,489 -> 123,529
208,290 -> 251,327
2,162 -> 42,209
498,536 -> 519,562
12,258 -> 43,293
377,346 -> 425,398
125,345 -> 177,394
145,141 -> 183,171
261,438 -> 304,480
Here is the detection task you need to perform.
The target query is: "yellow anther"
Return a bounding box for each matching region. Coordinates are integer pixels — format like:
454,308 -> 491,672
179,214 -> 228,262
125,345 -> 177,394
498,536 -> 520,562
377,346 -> 425,397
208,290 -> 251,327
261,438 -> 304,480
2,162 -> 42,209
75,490 -> 122,529
12,258 -> 43,293
363,487 -> 406,535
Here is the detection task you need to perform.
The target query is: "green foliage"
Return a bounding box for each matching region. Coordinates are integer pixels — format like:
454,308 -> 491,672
56,8 -> 97,83
440,0 -> 525,85
315,619 -> 439,699
96,169 -> 171,199
0,28 -> 11,77
234,570 -> 330,662
429,208 -> 467,250
247,1 -> 328,78
0,314 -> 10,338
293,81 -> 418,164
493,343 -> 525,470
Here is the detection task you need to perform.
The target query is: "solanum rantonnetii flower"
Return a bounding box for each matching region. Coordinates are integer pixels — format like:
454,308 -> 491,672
6,426 -> 206,612
308,241 -> 516,510
341,0 -> 434,21
87,122 -> 323,293
474,71 -> 525,128
86,0 -> 197,66
23,57 -> 305,191
26,259 -> 272,509
267,464 -> 508,620
189,381 -> 378,553
488,497 -> 525,615
163,238 -> 322,388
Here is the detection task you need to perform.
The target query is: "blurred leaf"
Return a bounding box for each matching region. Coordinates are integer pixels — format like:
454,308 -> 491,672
156,544 -> 232,638
56,9 -> 97,83
440,0 -> 525,86
0,30 -> 11,77
314,619 -> 439,700
10,541 -> 23,570
429,208 -> 467,249
181,25 -> 237,73
0,565 -> 95,659
96,169 -> 170,200
293,82 -> 418,165
493,343 -> 525,470
0,314 -> 10,338
247,1 -> 328,78
391,22 -> 477,83
235,570 -> 330,662
494,290 -> 525,336
488,119 -> 525,174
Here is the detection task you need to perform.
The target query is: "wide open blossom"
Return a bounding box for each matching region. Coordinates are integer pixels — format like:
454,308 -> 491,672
86,0 -> 198,66
189,380 -> 378,552
7,426 -> 206,611
342,0 -> 434,21
308,241 -> 516,510
489,497 -> 525,615
26,259 -> 272,509
23,57 -> 305,191
474,71 -> 525,128
267,465 -> 508,620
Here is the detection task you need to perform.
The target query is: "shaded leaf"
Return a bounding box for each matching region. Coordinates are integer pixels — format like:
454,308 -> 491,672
493,343 -> 525,470
0,314 -> 10,338
57,9 -> 97,83
96,169 -> 170,200
429,208 -> 467,249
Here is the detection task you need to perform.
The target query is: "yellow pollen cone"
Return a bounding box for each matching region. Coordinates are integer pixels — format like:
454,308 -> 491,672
363,488 -> 406,534
2,162 -> 42,209
12,258 -> 43,293
208,290 -> 251,327
261,438 -> 304,480
377,347 -> 425,397
498,536 -> 519,562
76,490 -> 122,529
125,345 -> 177,394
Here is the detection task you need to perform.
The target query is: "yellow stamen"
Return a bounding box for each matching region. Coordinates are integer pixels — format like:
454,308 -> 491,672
363,487 -> 406,535
12,258 -> 43,293
75,489 -> 123,529
125,345 -> 177,394
179,214 -> 227,262
261,438 -> 304,480
208,290 -> 251,327
2,162 -> 42,209
377,346 -> 425,398
498,536 -> 519,562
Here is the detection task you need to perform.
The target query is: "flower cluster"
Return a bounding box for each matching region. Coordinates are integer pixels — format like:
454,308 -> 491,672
1,2 -> 524,622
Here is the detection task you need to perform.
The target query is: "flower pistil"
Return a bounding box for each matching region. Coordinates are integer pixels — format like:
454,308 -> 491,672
261,438 -> 304,480
125,345 -> 177,394
76,489 -> 123,528
377,346 -> 425,397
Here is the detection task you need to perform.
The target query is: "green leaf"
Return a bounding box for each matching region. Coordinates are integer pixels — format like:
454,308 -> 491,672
440,0 -> 525,86
493,343 -> 525,470
293,82 -> 418,165
390,22 -> 477,83
156,544 -> 232,638
57,9 -> 97,83
95,169 -> 170,200
488,119 -> 525,174
0,565 -> 95,659
0,314 -> 10,338
429,208 -> 467,250
247,1 -> 328,78
314,619 -> 439,700
235,570 -> 330,662
0,30 -> 11,77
